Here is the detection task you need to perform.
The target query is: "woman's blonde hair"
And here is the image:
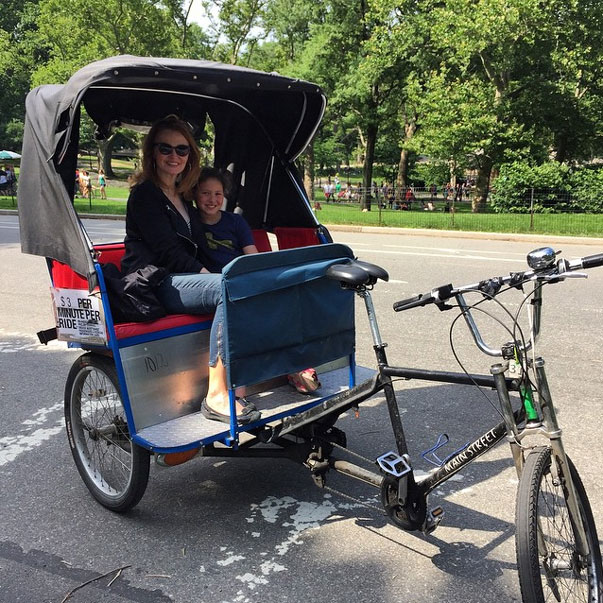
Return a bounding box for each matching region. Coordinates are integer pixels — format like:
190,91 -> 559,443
130,115 -> 200,196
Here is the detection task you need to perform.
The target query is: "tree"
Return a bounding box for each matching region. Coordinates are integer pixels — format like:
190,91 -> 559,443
546,0 -> 603,162
405,0 -> 603,211
0,1 -> 42,150
26,0 -> 211,172
163,0 -> 212,55
202,0 -> 267,64
252,0 -> 327,198
285,0 -> 392,210
363,0 -> 440,195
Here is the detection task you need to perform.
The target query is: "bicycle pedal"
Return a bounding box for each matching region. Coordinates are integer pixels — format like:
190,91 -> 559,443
377,451 -> 411,477
422,506 -> 444,535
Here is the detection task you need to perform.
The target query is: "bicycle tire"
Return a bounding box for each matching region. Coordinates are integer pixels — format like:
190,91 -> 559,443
64,353 -> 150,512
515,446 -> 603,603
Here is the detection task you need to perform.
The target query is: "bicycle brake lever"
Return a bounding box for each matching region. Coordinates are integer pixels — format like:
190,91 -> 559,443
532,271 -> 588,282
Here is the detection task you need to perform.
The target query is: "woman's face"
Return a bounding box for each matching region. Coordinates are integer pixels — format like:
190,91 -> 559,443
152,129 -> 190,183
197,177 -> 224,219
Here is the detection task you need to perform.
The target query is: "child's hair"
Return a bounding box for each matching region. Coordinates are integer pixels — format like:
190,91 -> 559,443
197,167 -> 232,196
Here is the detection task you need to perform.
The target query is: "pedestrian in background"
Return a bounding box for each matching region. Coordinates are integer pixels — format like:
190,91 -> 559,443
98,169 -> 107,199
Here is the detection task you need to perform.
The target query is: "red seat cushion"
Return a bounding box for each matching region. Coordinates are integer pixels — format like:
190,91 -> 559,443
113,313 -> 213,340
251,229 -> 272,252
274,227 -> 320,249
94,242 -> 126,269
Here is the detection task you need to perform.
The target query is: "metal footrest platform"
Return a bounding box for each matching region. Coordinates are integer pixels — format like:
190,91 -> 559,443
135,366 -> 375,451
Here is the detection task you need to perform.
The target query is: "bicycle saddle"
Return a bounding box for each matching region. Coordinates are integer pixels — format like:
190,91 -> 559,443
327,260 -> 389,286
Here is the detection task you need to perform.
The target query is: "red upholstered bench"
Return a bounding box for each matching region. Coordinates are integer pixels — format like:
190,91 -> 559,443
50,243 -> 213,342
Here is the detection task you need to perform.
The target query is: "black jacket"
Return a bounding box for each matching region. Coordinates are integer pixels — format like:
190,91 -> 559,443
121,180 -> 208,274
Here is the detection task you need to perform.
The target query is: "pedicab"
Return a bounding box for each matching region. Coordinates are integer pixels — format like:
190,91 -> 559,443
17,57 -> 603,602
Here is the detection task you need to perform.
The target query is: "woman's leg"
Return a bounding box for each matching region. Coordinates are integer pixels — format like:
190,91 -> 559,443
155,274 -> 256,420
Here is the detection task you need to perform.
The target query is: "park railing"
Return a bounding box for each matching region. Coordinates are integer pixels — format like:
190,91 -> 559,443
2,183 -> 602,237
312,186 -> 603,237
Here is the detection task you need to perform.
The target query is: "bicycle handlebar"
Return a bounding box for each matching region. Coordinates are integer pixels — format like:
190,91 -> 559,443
393,285 -> 454,312
580,252 -> 603,270
393,251 -> 603,313
392,248 -> 603,357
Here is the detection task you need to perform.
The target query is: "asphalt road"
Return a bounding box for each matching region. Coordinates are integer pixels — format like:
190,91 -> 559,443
1,214 -> 603,603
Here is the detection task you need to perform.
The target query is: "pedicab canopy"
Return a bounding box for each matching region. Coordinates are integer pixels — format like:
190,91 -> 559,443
18,55 -> 326,284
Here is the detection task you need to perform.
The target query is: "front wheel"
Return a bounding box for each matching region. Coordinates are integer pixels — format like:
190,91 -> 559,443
64,353 -> 150,512
515,446 -> 603,602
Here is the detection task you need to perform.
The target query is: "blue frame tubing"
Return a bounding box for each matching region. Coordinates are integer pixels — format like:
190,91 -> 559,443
92,262 -> 139,442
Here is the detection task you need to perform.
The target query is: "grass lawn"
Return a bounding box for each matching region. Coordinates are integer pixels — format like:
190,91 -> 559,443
313,200 -> 603,237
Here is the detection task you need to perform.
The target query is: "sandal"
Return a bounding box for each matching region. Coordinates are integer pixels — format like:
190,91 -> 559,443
237,396 -> 257,411
287,368 -> 321,394
201,398 -> 261,425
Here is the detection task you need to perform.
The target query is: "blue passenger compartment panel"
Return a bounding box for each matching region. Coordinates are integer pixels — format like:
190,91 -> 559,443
221,244 -> 356,389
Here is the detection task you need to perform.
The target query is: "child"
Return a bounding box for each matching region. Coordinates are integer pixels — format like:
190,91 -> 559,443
195,167 -> 321,396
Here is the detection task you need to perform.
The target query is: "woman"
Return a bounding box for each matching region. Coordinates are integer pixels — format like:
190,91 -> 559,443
121,116 -> 260,426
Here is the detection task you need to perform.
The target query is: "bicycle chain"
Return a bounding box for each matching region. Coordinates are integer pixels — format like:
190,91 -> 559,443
328,440 -> 376,467
322,485 -> 385,514
318,440 -> 385,513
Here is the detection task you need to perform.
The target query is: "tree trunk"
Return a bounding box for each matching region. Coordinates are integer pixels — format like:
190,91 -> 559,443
396,120 -> 416,202
396,149 -> 409,203
555,133 -> 568,164
449,160 -> 457,188
303,143 -> 315,201
472,156 -> 493,212
361,122 -> 378,211
97,133 -> 117,178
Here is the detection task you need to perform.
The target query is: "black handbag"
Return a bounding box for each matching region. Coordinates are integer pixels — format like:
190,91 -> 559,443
101,263 -> 167,323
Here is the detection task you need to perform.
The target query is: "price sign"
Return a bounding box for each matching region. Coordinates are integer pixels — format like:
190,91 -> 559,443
51,288 -> 107,345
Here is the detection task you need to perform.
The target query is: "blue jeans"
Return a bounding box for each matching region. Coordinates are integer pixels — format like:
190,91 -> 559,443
155,273 -> 223,366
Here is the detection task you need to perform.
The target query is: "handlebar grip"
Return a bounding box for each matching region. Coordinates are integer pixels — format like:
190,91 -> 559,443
393,293 -> 432,312
581,253 -> 603,270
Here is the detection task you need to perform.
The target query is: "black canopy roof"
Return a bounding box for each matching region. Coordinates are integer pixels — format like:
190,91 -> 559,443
19,55 -> 326,282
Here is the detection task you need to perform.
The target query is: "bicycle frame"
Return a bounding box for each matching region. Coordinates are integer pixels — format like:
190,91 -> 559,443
272,275 -> 593,547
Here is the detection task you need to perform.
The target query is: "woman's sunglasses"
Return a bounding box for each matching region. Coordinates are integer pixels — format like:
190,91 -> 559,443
154,142 -> 191,157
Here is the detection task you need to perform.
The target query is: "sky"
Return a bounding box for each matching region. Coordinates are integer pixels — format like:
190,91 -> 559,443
187,0 -> 211,27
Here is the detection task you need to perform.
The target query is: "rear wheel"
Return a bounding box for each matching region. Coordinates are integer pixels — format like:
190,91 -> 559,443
64,353 -> 150,512
515,447 -> 603,602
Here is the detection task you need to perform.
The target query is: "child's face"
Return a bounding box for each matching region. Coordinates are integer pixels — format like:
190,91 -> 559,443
197,177 -> 224,217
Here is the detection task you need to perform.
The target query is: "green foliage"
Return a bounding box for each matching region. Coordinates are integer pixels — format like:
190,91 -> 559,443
491,162 -> 603,213
569,168 -> 603,211
314,132 -> 345,172
410,161 -> 452,188
32,0 -> 187,86
0,1 -> 41,149
1,0 -> 602,193
203,0 -> 268,64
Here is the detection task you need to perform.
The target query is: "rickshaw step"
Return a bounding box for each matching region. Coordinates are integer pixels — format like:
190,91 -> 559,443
134,366 -> 375,451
